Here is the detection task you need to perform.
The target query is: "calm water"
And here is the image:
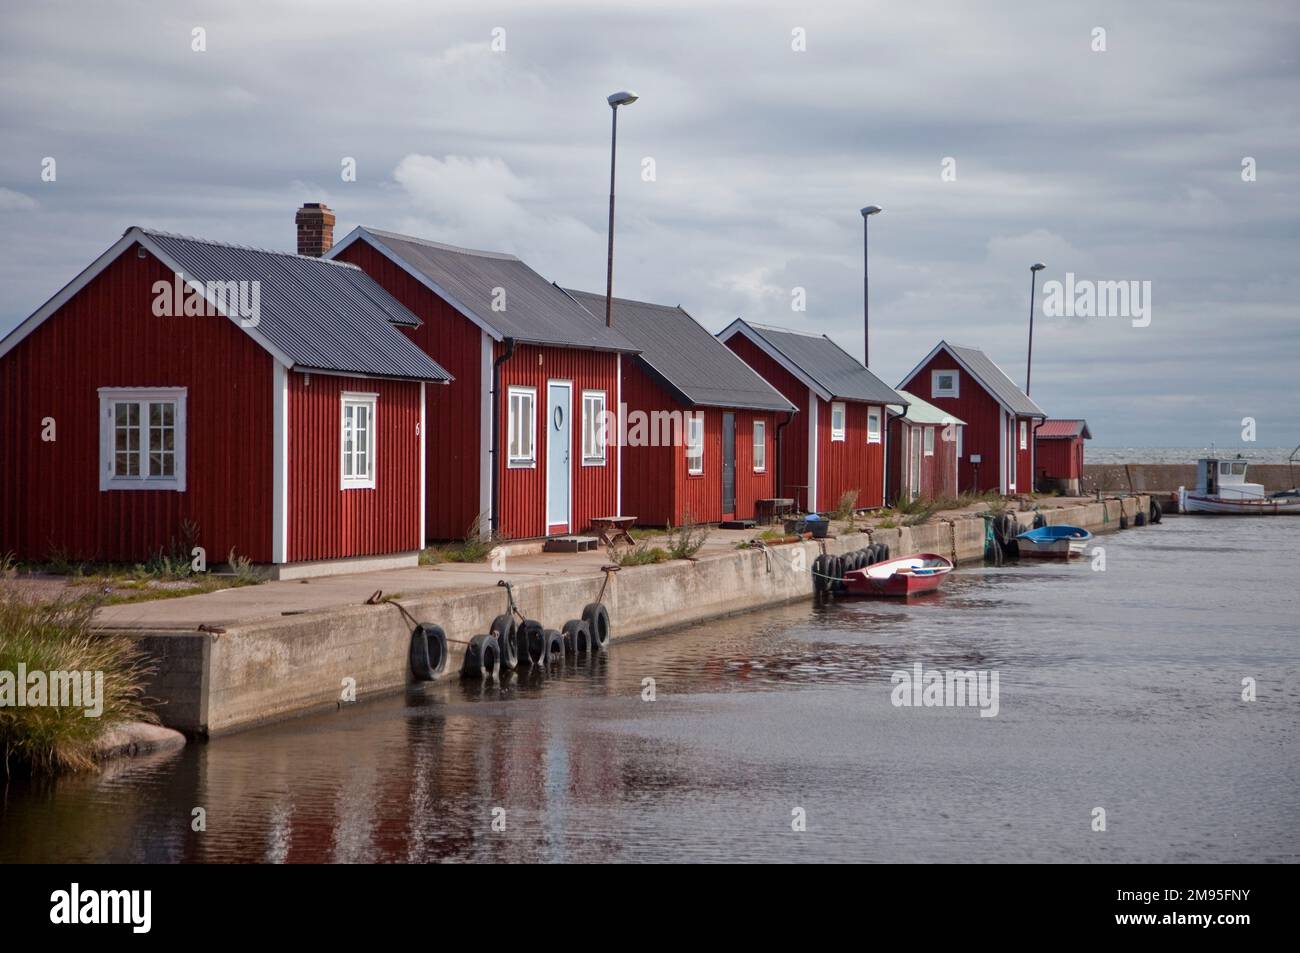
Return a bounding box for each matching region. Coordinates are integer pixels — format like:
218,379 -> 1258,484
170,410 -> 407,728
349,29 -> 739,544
1089,446 -> 1295,465
2,518 -> 1296,863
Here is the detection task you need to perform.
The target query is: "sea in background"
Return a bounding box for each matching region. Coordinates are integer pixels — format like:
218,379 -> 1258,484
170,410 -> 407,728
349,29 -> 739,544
1088,447 -> 1294,465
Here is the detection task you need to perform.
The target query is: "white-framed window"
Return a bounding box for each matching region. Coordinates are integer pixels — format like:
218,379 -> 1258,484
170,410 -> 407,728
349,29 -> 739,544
867,406 -> 882,444
581,390 -> 607,466
1019,420 -> 1028,450
508,387 -> 536,468
686,414 -> 704,475
956,424 -> 963,459
753,420 -> 766,473
924,426 -> 935,456
98,387 -> 187,491
341,392 -> 378,489
931,370 -> 959,398
830,401 -> 846,441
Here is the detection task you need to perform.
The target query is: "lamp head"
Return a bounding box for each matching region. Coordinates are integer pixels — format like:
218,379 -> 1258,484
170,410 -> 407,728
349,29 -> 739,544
1030,262 -> 1046,272
861,205 -> 883,217
607,90 -> 639,107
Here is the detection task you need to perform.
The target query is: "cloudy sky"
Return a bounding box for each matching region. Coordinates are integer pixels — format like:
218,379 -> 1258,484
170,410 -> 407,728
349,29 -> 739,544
3,0 -> 1297,446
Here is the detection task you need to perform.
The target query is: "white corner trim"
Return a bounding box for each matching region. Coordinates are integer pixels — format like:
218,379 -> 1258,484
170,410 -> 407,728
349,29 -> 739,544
480,332 -> 493,533
807,388 -> 819,512
272,365 -> 289,563
616,353 -> 623,514
419,381 -> 427,550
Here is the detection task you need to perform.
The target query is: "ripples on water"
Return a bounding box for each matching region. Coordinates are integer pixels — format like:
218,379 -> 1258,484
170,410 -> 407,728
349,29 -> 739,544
2,518 -> 1296,863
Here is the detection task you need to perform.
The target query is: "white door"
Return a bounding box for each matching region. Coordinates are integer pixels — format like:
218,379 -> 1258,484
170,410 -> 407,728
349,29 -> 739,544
546,381 -> 571,530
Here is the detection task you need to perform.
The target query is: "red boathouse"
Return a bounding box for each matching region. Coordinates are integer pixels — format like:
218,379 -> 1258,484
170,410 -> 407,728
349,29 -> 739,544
897,341 -> 1046,495
1034,419 -> 1091,494
0,221 -> 451,574
328,222 -> 638,541
563,291 -> 797,526
886,391 -> 966,504
718,320 -> 905,514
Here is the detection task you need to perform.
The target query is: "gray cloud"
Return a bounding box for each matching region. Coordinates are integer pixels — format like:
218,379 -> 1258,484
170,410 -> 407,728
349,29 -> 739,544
2,0 -> 1297,445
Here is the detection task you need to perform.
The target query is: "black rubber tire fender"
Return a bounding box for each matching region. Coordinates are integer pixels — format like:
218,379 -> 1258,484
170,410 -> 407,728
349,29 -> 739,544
1032,512 -> 1046,529
876,541 -> 890,561
1149,500 -> 1162,524
490,614 -> 517,671
812,554 -> 830,593
543,629 -> 565,666
409,623 -> 447,681
462,633 -> 499,679
562,619 -> 591,656
519,619 -> 546,666
582,603 -> 612,649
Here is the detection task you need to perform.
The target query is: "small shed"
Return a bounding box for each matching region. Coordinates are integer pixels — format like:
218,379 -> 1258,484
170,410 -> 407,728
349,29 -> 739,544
1034,419 -> 1091,494
886,391 -> 966,504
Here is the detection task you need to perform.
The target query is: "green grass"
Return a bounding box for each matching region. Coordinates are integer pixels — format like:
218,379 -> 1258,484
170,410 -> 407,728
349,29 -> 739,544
613,541 -> 670,566
420,516 -> 496,565
664,512 -> 710,559
829,490 -> 859,522
0,588 -> 157,774
15,544 -> 263,606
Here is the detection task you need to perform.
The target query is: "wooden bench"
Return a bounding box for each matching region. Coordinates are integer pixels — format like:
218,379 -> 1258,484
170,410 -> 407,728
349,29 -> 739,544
755,497 -> 795,525
591,515 -> 637,547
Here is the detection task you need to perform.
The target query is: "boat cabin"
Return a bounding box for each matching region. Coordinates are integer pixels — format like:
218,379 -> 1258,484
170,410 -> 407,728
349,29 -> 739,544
1195,457 -> 1264,500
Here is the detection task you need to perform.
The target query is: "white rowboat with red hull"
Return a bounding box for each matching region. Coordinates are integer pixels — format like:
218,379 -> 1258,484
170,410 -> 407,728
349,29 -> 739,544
843,553 -> 953,598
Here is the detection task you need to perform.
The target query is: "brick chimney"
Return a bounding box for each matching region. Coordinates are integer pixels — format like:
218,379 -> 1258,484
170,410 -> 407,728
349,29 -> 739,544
295,202 -> 336,257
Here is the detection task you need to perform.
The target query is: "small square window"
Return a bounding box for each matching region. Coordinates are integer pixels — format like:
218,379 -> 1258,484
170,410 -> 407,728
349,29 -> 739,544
99,388 -> 187,491
931,370 -> 959,399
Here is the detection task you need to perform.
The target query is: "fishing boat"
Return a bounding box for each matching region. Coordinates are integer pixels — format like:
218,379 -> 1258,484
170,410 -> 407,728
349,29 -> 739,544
1179,456 -> 1300,515
843,553 -> 953,598
1015,524 -> 1092,558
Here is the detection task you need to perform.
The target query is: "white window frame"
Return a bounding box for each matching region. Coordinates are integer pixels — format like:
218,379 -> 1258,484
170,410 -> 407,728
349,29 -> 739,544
507,386 -> 537,468
686,414 -> 704,475
830,401 -> 846,442
956,424 -> 963,459
341,392 -> 378,490
931,370 -> 959,399
924,426 -> 935,457
98,387 -> 187,491
1019,420 -> 1028,450
753,419 -> 766,473
581,390 -> 607,466
867,406 -> 882,444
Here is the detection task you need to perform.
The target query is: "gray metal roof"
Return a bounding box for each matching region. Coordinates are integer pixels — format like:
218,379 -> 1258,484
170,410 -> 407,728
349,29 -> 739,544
739,322 -> 905,405
562,290 -> 796,413
893,390 -> 966,426
138,228 -> 450,382
942,342 -> 1046,417
354,229 -> 638,353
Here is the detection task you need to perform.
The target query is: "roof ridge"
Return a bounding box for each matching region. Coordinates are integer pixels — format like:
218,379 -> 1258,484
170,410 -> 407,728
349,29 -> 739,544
746,320 -> 825,338
132,226 -> 361,269
363,227 -> 521,262
565,288 -> 684,313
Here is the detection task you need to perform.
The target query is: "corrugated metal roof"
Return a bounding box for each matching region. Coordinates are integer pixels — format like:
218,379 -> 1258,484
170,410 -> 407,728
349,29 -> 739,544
741,322 -> 905,405
940,342 -> 1045,417
893,390 -> 966,426
562,290 -> 796,412
138,228 -> 450,382
356,229 -> 638,353
1037,419 -> 1091,439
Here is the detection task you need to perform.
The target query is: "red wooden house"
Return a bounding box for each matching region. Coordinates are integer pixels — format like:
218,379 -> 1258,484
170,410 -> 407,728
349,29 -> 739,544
885,391 -> 966,504
563,291 -> 797,526
0,223 -> 451,576
718,320 -> 905,514
1034,419 -> 1091,494
897,341 -> 1046,495
327,221 -> 638,541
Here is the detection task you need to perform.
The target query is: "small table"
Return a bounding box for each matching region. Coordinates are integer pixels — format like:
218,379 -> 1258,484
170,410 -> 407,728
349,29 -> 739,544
592,515 -> 637,547
756,498 -> 794,525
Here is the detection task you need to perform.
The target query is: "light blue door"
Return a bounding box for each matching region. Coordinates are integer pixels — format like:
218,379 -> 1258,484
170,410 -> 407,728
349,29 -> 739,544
547,381 -> 571,530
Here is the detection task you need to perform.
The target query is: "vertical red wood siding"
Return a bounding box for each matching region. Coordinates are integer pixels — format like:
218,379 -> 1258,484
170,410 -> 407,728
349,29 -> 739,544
619,361 -> 777,526
887,418 -> 961,503
815,396 -> 886,511
1014,415 -> 1033,493
335,239 -> 482,541
496,343 -> 619,539
0,245 -> 273,562
903,350 -> 1007,494
1035,436 -> 1083,480
286,372 -> 422,561
725,335 -> 808,505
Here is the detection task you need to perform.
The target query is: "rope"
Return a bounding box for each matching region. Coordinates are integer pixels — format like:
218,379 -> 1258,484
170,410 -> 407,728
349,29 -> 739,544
383,598 -> 472,646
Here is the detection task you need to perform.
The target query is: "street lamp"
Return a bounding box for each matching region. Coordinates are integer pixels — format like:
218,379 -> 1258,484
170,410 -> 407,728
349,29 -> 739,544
861,205 -> 882,367
604,90 -> 639,327
1026,262 -> 1046,395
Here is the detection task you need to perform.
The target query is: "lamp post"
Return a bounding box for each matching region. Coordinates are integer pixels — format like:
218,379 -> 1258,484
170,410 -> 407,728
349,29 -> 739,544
604,90 -> 639,327
860,205 -> 882,366
1026,262 -> 1046,395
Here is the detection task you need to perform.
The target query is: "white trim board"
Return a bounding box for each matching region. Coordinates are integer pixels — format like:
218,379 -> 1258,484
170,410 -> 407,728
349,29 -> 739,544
272,365 -> 290,563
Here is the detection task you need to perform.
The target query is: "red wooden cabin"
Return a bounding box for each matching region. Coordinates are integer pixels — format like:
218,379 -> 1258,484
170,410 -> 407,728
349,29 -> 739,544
328,221 -> 638,541
898,341 -> 1046,495
0,221 -> 450,576
885,391 -> 965,504
718,320 -> 904,514
563,291 -> 796,526
1034,419 -> 1091,494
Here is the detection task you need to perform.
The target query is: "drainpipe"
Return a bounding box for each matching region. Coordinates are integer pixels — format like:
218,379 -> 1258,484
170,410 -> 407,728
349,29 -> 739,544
775,410 -> 795,499
1031,417 -> 1045,493
490,337 -> 517,537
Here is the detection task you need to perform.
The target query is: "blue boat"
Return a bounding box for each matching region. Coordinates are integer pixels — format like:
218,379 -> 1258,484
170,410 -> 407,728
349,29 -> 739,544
1015,524 -> 1093,559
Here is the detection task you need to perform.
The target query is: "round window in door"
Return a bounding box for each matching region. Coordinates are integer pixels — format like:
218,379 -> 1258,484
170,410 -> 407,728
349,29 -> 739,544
553,406 -> 564,430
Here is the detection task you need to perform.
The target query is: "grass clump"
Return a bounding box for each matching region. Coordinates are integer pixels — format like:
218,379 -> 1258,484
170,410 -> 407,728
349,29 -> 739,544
830,490 -> 859,523
420,516 -> 496,565
0,588 -> 157,775
613,541 -> 670,566
665,511 -> 710,560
